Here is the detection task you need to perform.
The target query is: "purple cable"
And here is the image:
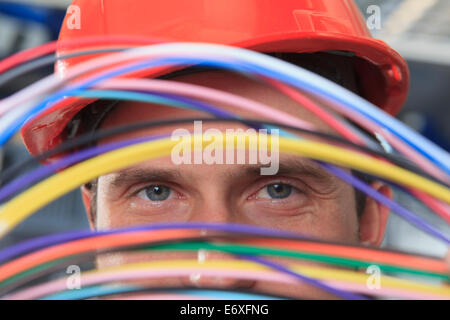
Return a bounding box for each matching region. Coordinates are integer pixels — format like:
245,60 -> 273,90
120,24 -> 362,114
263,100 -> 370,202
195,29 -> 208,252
320,163 -> 450,244
0,137 -> 447,259
0,134 -> 168,203
241,255 -> 369,300
0,222 -> 310,264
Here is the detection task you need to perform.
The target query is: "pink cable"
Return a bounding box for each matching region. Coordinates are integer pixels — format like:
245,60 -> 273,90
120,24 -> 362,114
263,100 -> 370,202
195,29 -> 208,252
1,42 -> 447,186
3,269 -> 296,300
265,81 -> 450,220
106,293 -> 210,300
317,96 -> 449,184
409,189 -> 450,223
4,267 -> 445,300
266,78 -> 448,185
97,78 -> 313,130
0,36 -> 165,75
327,101 -> 450,218
267,78 -> 365,145
1,42 -> 448,218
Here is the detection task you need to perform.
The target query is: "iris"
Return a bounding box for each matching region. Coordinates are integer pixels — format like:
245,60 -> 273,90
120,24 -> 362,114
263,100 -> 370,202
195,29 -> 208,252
266,184 -> 292,199
145,185 -> 171,201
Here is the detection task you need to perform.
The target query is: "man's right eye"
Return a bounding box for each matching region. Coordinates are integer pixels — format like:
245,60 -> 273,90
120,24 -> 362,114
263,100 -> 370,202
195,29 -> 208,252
137,185 -> 173,201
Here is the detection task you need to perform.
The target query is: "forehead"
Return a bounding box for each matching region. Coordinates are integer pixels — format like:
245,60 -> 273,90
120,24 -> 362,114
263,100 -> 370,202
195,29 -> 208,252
99,70 -> 341,141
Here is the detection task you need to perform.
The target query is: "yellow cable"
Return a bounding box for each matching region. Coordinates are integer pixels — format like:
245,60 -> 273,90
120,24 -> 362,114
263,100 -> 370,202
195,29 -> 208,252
72,259 -> 450,298
0,134 -> 448,237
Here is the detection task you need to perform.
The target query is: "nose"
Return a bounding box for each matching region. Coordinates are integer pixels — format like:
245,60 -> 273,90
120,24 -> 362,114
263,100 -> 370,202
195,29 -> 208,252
182,201 -> 256,290
189,199 -> 234,224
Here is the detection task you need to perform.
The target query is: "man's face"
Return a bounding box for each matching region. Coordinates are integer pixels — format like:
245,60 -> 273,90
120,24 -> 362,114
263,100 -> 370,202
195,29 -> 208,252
82,70 -> 390,299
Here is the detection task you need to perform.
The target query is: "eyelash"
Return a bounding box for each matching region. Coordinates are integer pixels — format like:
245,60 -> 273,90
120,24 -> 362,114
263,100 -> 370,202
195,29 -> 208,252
132,178 -> 308,204
249,178 -> 307,200
134,183 -> 182,202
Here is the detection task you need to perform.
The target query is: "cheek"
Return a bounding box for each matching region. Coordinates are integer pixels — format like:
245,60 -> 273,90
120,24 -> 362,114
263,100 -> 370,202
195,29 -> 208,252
95,184 -> 191,229
96,182 -> 132,230
95,195 -> 113,230
319,188 -> 359,243
318,208 -> 359,242
241,197 -> 359,243
284,185 -> 359,243
96,196 -> 149,229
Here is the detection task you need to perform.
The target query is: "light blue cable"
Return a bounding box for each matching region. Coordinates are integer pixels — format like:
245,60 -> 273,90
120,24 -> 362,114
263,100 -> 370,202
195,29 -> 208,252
1,44 -> 448,174
0,57 -> 250,147
76,44 -> 450,173
42,285 -> 139,300
41,285 -> 283,300
71,89 -> 235,118
72,89 -> 297,139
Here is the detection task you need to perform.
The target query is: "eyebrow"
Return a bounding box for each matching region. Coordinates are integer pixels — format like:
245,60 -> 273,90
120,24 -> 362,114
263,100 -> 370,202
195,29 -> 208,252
242,158 -> 336,182
108,167 -> 184,189
107,158 -> 335,190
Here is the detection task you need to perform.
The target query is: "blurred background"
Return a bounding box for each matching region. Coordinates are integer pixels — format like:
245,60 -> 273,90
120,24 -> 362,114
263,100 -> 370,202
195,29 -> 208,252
0,0 -> 448,257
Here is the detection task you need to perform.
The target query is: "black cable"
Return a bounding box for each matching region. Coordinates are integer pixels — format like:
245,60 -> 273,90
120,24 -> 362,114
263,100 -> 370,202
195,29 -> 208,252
1,117 -> 446,191
1,46 -> 442,187
0,48 -> 129,88
0,233 -> 301,296
0,224 -> 444,296
0,47 -> 446,191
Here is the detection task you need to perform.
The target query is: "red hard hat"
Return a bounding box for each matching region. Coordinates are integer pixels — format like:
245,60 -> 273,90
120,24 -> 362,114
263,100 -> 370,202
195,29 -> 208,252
21,0 -> 409,157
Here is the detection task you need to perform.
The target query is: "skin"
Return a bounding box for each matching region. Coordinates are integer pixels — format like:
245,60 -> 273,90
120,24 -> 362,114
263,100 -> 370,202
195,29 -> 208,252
80,70 -> 392,299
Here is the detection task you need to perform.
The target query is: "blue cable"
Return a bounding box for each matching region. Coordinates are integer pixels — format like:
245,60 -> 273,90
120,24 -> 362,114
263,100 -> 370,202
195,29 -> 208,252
76,49 -> 450,174
72,88 -> 295,138
1,45 -> 448,174
71,89 -> 237,119
0,58 -> 246,147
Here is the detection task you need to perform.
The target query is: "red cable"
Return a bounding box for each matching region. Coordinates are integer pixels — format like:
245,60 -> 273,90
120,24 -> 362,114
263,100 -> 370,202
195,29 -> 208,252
0,35 -> 167,75
267,78 -> 365,145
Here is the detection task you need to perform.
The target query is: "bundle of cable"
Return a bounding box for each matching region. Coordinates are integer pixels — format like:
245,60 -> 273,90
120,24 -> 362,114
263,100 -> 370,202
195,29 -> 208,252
0,39 -> 448,300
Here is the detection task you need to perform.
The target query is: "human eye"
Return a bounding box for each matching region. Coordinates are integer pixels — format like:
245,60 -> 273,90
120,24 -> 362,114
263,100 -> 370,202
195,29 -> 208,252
248,179 -> 310,214
136,184 -> 176,202
255,183 -> 299,200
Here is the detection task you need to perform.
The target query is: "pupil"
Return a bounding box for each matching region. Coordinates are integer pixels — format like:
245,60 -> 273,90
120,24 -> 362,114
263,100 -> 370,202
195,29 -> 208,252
267,184 -> 291,199
153,186 -> 162,194
146,185 -> 170,201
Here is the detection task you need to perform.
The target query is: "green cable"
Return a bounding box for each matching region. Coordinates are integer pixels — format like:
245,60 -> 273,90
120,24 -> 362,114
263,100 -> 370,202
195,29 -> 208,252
145,242 -> 449,280
1,240 -> 447,295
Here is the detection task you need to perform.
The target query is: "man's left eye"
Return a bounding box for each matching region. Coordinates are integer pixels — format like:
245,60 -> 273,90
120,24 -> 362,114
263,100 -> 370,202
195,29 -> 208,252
137,185 -> 173,201
256,183 -> 297,199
